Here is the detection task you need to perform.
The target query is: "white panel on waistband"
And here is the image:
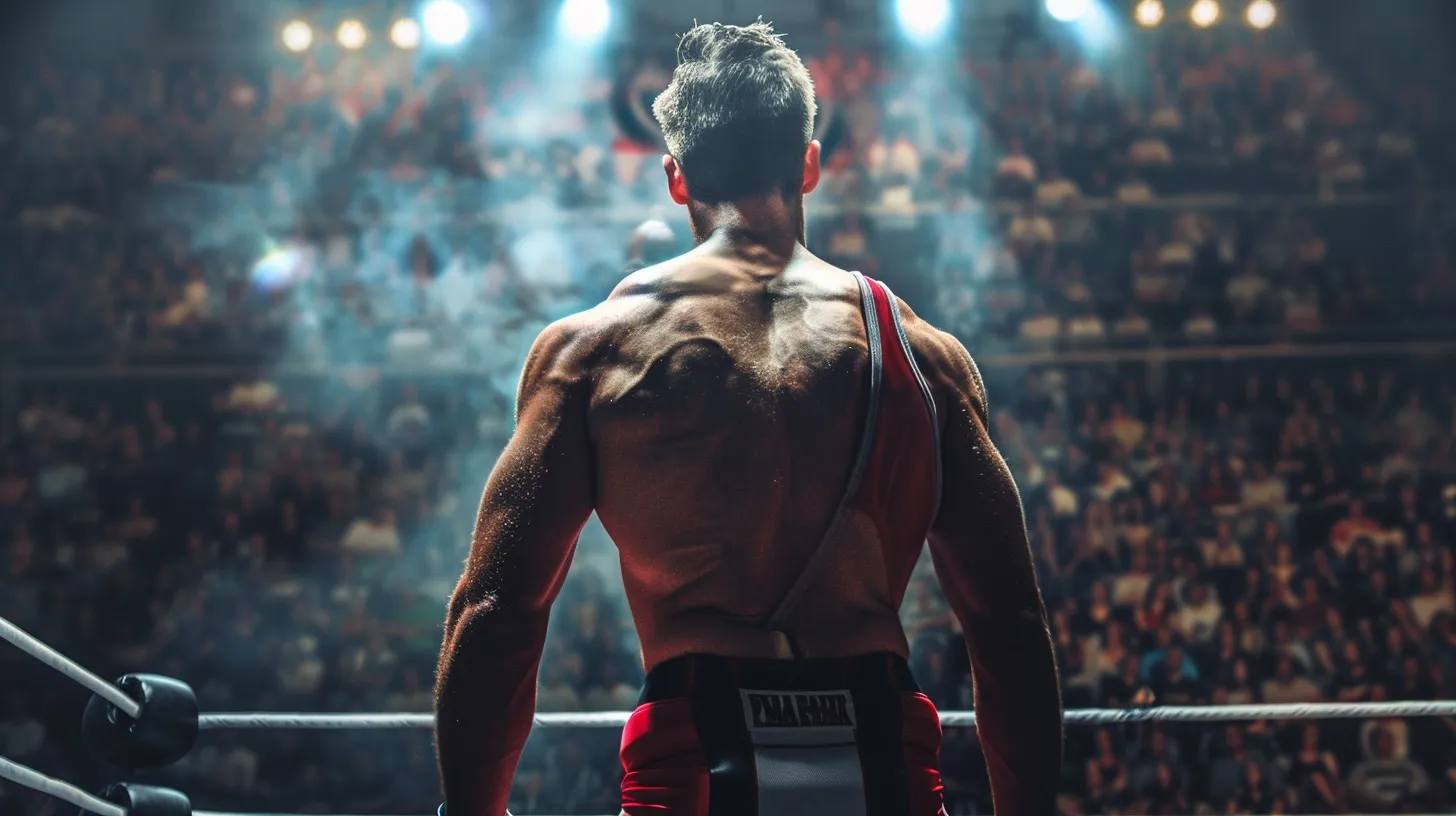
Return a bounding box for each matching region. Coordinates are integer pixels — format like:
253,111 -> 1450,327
740,688 -> 867,815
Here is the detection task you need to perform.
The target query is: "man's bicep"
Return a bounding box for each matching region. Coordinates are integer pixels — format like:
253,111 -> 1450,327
460,324 -> 596,615
925,339 -> 1040,622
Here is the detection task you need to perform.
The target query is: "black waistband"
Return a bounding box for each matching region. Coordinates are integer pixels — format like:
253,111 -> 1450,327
640,652 -> 920,705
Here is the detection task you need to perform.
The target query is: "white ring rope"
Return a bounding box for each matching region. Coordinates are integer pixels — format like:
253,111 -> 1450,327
8,612 -> 1455,734
199,700 -> 1456,731
0,754 -> 128,816
0,750 -> 1447,816
192,813 -> 390,816
7,615 -> 1456,816
0,616 -> 142,720
201,711 -> 619,729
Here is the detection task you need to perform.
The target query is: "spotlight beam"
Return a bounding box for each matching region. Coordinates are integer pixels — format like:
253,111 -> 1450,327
391,19 -> 421,49
560,0 -> 612,42
337,20 -> 367,49
1191,0 -> 1221,26
281,20 -> 313,52
895,0 -> 950,41
422,0 -> 470,46
1046,0 -> 1090,23
1245,0 -> 1277,28
1135,0 -> 1165,27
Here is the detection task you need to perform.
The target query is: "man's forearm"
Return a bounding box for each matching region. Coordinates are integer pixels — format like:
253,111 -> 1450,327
963,609 -> 1063,816
435,606 -> 550,815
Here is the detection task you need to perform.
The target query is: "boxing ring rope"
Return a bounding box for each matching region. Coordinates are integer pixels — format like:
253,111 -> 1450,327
6,613 -> 1456,816
197,699 -> 1456,730
0,754 -> 129,816
190,813 -> 405,816
0,615 -> 143,720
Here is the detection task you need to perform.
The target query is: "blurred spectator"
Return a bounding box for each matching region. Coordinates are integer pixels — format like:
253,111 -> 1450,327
1348,725 -> 1430,810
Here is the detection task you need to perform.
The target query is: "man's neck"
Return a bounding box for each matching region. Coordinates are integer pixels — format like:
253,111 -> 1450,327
688,194 -> 805,259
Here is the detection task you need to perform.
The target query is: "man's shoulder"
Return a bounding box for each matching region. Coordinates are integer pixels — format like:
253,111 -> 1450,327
613,249 -> 863,303
606,249 -> 749,300
527,301 -> 635,368
523,265 -> 702,383
609,262 -> 675,299
890,296 -> 987,417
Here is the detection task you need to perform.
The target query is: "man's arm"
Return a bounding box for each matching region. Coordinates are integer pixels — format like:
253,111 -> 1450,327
922,329 -> 1062,816
435,318 -> 596,815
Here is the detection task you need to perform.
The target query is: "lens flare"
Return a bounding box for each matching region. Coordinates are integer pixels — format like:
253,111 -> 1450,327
1046,0 -> 1090,23
1245,0 -> 1277,29
560,0 -> 612,42
422,0 -> 470,46
896,0 -> 950,41
1134,0 -> 1165,27
337,20 -> 367,49
390,18 -> 421,49
281,20 -> 313,52
1190,0 -> 1221,27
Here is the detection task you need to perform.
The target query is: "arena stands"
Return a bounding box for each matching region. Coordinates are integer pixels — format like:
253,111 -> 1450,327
2,10 -> 1456,816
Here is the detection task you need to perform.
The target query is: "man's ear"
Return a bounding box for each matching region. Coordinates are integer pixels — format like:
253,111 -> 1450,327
801,140 -> 822,195
663,155 -> 690,205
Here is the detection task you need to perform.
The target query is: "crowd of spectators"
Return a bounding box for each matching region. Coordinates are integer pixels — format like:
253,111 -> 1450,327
2,9 -> 1456,816
916,359 -> 1456,813
3,18 -> 1455,363
0,373 -> 635,815
4,357 -> 1456,814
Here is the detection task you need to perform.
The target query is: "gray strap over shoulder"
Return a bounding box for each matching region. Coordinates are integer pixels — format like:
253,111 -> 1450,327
759,271 -> 884,651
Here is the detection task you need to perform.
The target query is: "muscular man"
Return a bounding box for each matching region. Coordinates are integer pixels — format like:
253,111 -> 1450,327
435,22 -> 1062,816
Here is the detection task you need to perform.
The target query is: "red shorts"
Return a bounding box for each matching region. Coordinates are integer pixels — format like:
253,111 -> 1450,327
620,653 -> 946,816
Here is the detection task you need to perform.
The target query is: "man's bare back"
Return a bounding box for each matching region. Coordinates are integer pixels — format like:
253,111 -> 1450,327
433,21 -> 1059,816
592,244 -> 913,666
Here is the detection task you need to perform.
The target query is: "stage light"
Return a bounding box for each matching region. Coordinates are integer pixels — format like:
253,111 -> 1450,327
560,0 -> 611,42
1046,0 -> 1090,23
1190,0 -> 1221,26
281,20 -> 313,52
337,20 -> 367,49
251,246 -> 306,292
1134,0 -> 1165,26
390,18 -> 421,48
422,0 -> 470,45
895,0 -> 950,40
1245,0 -> 1276,28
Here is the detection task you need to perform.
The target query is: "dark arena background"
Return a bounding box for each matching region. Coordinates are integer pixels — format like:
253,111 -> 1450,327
1,0 -> 1455,813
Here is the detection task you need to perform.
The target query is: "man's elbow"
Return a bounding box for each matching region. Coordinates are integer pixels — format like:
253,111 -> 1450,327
958,601 -> 1055,663
445,581 -> 497,630
449,576 -> 559,630
956,583 -> 1049,633
968,604 -> 1049,635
